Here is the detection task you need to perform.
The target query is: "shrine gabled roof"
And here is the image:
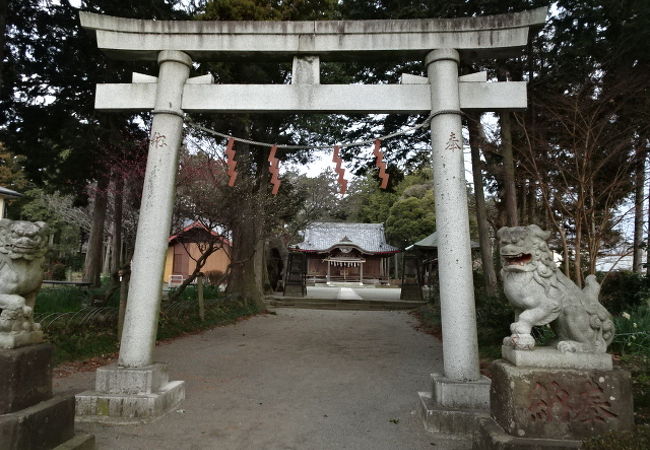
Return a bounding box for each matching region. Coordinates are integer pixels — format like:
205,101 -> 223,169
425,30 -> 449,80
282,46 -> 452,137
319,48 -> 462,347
168,221 -> 230,246
293,222 -> 399,254
0,186 -> 23,199
405,231 -> 479,250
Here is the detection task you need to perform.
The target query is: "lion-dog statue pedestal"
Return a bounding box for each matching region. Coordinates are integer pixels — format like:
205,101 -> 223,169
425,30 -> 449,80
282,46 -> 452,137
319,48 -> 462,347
475,225 -> 633,450
0,219 -> 94,450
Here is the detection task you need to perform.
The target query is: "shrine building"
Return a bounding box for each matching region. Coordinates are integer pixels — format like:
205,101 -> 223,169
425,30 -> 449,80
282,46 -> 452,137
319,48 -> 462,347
292,222 -> 399,285
163,222 -> 230,285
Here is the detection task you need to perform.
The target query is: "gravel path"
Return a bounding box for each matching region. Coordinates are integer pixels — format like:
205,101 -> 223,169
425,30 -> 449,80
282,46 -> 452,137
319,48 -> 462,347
55,308 -> 446,449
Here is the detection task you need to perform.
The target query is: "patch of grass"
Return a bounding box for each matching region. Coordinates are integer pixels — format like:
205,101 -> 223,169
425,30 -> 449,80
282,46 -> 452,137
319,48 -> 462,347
41,293 -> 259,366
35,287 -> 88,314
47,325 -> 119,365
581,424 -> 650,450
410,304 -> 441,335
167,284 -> 222,302
156,297 -> 258,340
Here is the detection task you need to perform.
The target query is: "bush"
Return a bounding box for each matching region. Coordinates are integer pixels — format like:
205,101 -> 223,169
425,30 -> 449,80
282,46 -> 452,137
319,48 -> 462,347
600,271 -> 650,315
475,292 -> 512,359
49,263 -> 67,281
204,270 -> 225,286
611,306 -> 650,357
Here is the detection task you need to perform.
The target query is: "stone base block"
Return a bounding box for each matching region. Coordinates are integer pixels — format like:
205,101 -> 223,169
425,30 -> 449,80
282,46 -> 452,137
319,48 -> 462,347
502,345 -> 613,370
0,343 -> 52,414
95,362 -> 169,394
418,391 -> 489,439
283,284 -> 305,297
75,380 -> 185,424
53,433 -> 96,450
491,360 -> 633,441
0,330 -> 44,350
431,372 -> 491,409
399,284 -> 423,301
474,417 -> 580,450
0,395 -> 75,450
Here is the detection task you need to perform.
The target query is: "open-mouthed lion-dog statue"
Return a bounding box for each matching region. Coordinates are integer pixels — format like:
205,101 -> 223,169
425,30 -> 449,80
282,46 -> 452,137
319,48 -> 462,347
497,224 -> 614,353
0,219 -> 48,334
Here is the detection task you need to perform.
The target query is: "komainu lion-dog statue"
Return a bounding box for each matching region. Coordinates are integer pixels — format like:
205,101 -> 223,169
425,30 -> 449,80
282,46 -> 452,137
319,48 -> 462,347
0,219 -> 48,334
497,224 -> 614,353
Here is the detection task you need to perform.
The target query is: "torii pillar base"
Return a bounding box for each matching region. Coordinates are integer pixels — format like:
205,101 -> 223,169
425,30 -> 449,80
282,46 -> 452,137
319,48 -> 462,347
75,363 -> 184,425
418,372 -> 491,441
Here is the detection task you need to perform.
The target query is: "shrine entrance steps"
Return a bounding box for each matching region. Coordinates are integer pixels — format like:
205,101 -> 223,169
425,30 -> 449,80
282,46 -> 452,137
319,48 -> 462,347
266,297 -> 425,311
270,285 -> 424,311
267,285 -> 424,311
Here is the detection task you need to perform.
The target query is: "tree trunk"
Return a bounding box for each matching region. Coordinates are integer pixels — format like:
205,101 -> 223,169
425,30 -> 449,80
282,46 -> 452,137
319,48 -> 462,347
467,113 -> 498,296
102,235 -> 112,276
526,182 -> 537,226
574,220 -> 583,288
197,274 -> 205,321
117,269 -> 129,341
83,176 -> 109,287
633,145 -> 645,273
111,174 -> 124,273
227,197 -> 266,311
647,153 -> 650,275
500,111 -> 518,227
0,0 -> 7,92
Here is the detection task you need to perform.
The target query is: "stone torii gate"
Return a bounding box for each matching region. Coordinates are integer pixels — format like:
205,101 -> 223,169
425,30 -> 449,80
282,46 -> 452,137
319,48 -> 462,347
76,8 -> 547,426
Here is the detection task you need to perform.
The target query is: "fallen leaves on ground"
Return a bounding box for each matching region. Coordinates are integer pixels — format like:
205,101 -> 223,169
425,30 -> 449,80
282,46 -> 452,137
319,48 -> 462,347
53,353 -> 117,378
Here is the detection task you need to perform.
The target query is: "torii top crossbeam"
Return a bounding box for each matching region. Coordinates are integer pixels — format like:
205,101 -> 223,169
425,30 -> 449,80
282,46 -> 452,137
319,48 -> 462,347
79,8 -> 547,62
80,8 -> 547,114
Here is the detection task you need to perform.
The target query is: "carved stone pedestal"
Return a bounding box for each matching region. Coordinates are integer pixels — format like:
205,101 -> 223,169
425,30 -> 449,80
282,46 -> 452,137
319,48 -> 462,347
0,343 -> 94,450
75,363 -> 185,424
475,355 -> 634,450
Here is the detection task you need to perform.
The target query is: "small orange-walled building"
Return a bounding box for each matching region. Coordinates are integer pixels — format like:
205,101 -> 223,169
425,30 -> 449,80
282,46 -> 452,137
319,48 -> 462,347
163,222 -> 231,283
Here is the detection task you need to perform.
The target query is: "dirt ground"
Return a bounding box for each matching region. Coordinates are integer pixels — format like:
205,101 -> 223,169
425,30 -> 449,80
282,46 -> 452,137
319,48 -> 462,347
55,308 -> 458,450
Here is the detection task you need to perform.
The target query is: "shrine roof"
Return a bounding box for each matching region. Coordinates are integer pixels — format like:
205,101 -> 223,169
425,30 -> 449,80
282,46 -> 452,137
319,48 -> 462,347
293,222 -> 399,254
168,221 -> 230,246
0,186 -> 23,199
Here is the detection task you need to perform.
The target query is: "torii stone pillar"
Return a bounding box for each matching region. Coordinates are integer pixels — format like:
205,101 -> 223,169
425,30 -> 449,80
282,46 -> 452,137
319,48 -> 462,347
75,50 -> 190,424
121,50 -> 191,368
427,48 -> 481,382
417,48 -> 491,435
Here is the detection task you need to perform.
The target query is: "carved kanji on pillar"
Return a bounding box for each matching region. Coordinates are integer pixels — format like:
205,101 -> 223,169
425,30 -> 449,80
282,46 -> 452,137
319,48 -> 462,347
445,131 -> 462,152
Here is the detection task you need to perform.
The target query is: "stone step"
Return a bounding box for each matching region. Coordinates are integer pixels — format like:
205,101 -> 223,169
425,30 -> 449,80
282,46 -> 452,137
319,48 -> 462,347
267,298 -> 424,311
